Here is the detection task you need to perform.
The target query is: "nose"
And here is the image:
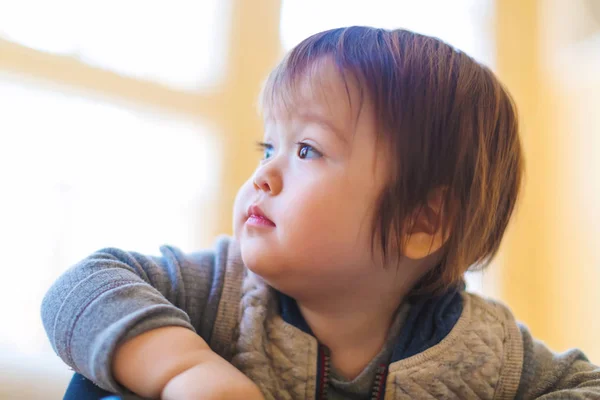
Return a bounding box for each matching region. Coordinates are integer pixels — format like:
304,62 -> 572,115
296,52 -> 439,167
253,162 -> 282,195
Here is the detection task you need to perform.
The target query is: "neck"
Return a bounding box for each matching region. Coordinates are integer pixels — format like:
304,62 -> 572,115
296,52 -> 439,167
296,285 -> 407,380
287,255 -> 438,379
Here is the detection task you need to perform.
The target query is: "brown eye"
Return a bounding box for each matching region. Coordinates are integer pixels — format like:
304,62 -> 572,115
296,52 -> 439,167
297,143 -> 321,159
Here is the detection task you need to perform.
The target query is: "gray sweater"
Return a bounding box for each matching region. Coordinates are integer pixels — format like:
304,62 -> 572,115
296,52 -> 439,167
42,236 -> 600,399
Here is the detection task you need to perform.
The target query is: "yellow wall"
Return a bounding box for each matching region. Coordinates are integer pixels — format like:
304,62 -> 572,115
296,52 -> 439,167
213,0 -> 283,238
496,0 -> 600,361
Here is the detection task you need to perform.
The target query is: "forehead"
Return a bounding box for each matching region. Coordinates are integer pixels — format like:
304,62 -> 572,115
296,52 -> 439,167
261,58 -> 365,125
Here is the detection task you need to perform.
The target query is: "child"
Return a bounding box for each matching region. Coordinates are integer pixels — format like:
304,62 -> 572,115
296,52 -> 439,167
42,27 -> 600,400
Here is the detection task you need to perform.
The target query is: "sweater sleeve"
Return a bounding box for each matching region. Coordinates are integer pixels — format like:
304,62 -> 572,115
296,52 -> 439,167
516,324 -> 600,399
41,236 -> 233,393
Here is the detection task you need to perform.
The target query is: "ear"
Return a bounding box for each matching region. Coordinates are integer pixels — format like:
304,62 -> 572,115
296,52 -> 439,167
402,187 -> 451,260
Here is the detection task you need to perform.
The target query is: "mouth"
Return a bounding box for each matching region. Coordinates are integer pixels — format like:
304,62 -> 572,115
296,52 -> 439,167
246,204 -> 276,227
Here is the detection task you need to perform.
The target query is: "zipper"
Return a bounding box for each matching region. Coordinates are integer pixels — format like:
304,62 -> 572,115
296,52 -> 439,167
317,345 -> 388,400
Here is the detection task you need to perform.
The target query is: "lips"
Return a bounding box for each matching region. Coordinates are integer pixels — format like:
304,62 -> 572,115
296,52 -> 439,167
246,204 -> 275,227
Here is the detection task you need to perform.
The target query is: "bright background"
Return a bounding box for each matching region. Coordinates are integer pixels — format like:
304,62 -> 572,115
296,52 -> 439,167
0,0 -> 598,398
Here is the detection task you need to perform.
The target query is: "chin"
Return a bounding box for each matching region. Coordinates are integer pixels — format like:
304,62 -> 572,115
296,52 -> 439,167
240,237 -> 278,276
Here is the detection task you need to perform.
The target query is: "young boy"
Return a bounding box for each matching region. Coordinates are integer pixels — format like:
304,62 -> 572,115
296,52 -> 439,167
42,27 -> 600,400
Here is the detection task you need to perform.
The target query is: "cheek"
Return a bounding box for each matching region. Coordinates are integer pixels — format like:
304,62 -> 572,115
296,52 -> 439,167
281,178 -> 370,245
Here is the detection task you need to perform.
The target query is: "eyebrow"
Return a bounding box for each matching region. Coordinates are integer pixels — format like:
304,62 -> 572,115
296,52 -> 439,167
297,111 -> 349,144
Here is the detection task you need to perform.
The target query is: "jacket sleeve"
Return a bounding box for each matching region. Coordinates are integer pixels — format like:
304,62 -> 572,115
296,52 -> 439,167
516,324 -> 600,399
41,236 -> 233,393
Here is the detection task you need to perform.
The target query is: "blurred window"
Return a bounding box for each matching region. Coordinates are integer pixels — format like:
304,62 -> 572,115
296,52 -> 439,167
280,0 -> 494,65
0,0 -> 227,387
0,74 -> 219,374
0,0 -> 229,90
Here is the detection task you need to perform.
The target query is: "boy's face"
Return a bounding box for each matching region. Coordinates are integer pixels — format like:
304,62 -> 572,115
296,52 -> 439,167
233,61 -> 391,297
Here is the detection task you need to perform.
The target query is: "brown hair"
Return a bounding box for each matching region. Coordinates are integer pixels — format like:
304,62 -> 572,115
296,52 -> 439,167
260,27 -> 524,294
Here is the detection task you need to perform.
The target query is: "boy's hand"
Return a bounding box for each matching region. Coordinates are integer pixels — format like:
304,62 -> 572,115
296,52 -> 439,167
162,353 -> 264,400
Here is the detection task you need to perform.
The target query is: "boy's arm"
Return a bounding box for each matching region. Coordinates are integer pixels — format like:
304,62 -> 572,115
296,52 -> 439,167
113,326 -> 263,400
516,324 -> 600,399
41,237 -> 233,394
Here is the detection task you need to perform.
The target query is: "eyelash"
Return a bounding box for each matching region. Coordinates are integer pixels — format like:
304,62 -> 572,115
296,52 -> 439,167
256,141 -> 273,159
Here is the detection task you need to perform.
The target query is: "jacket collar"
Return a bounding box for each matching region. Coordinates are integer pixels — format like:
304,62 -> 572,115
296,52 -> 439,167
277,283 -> 464,362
